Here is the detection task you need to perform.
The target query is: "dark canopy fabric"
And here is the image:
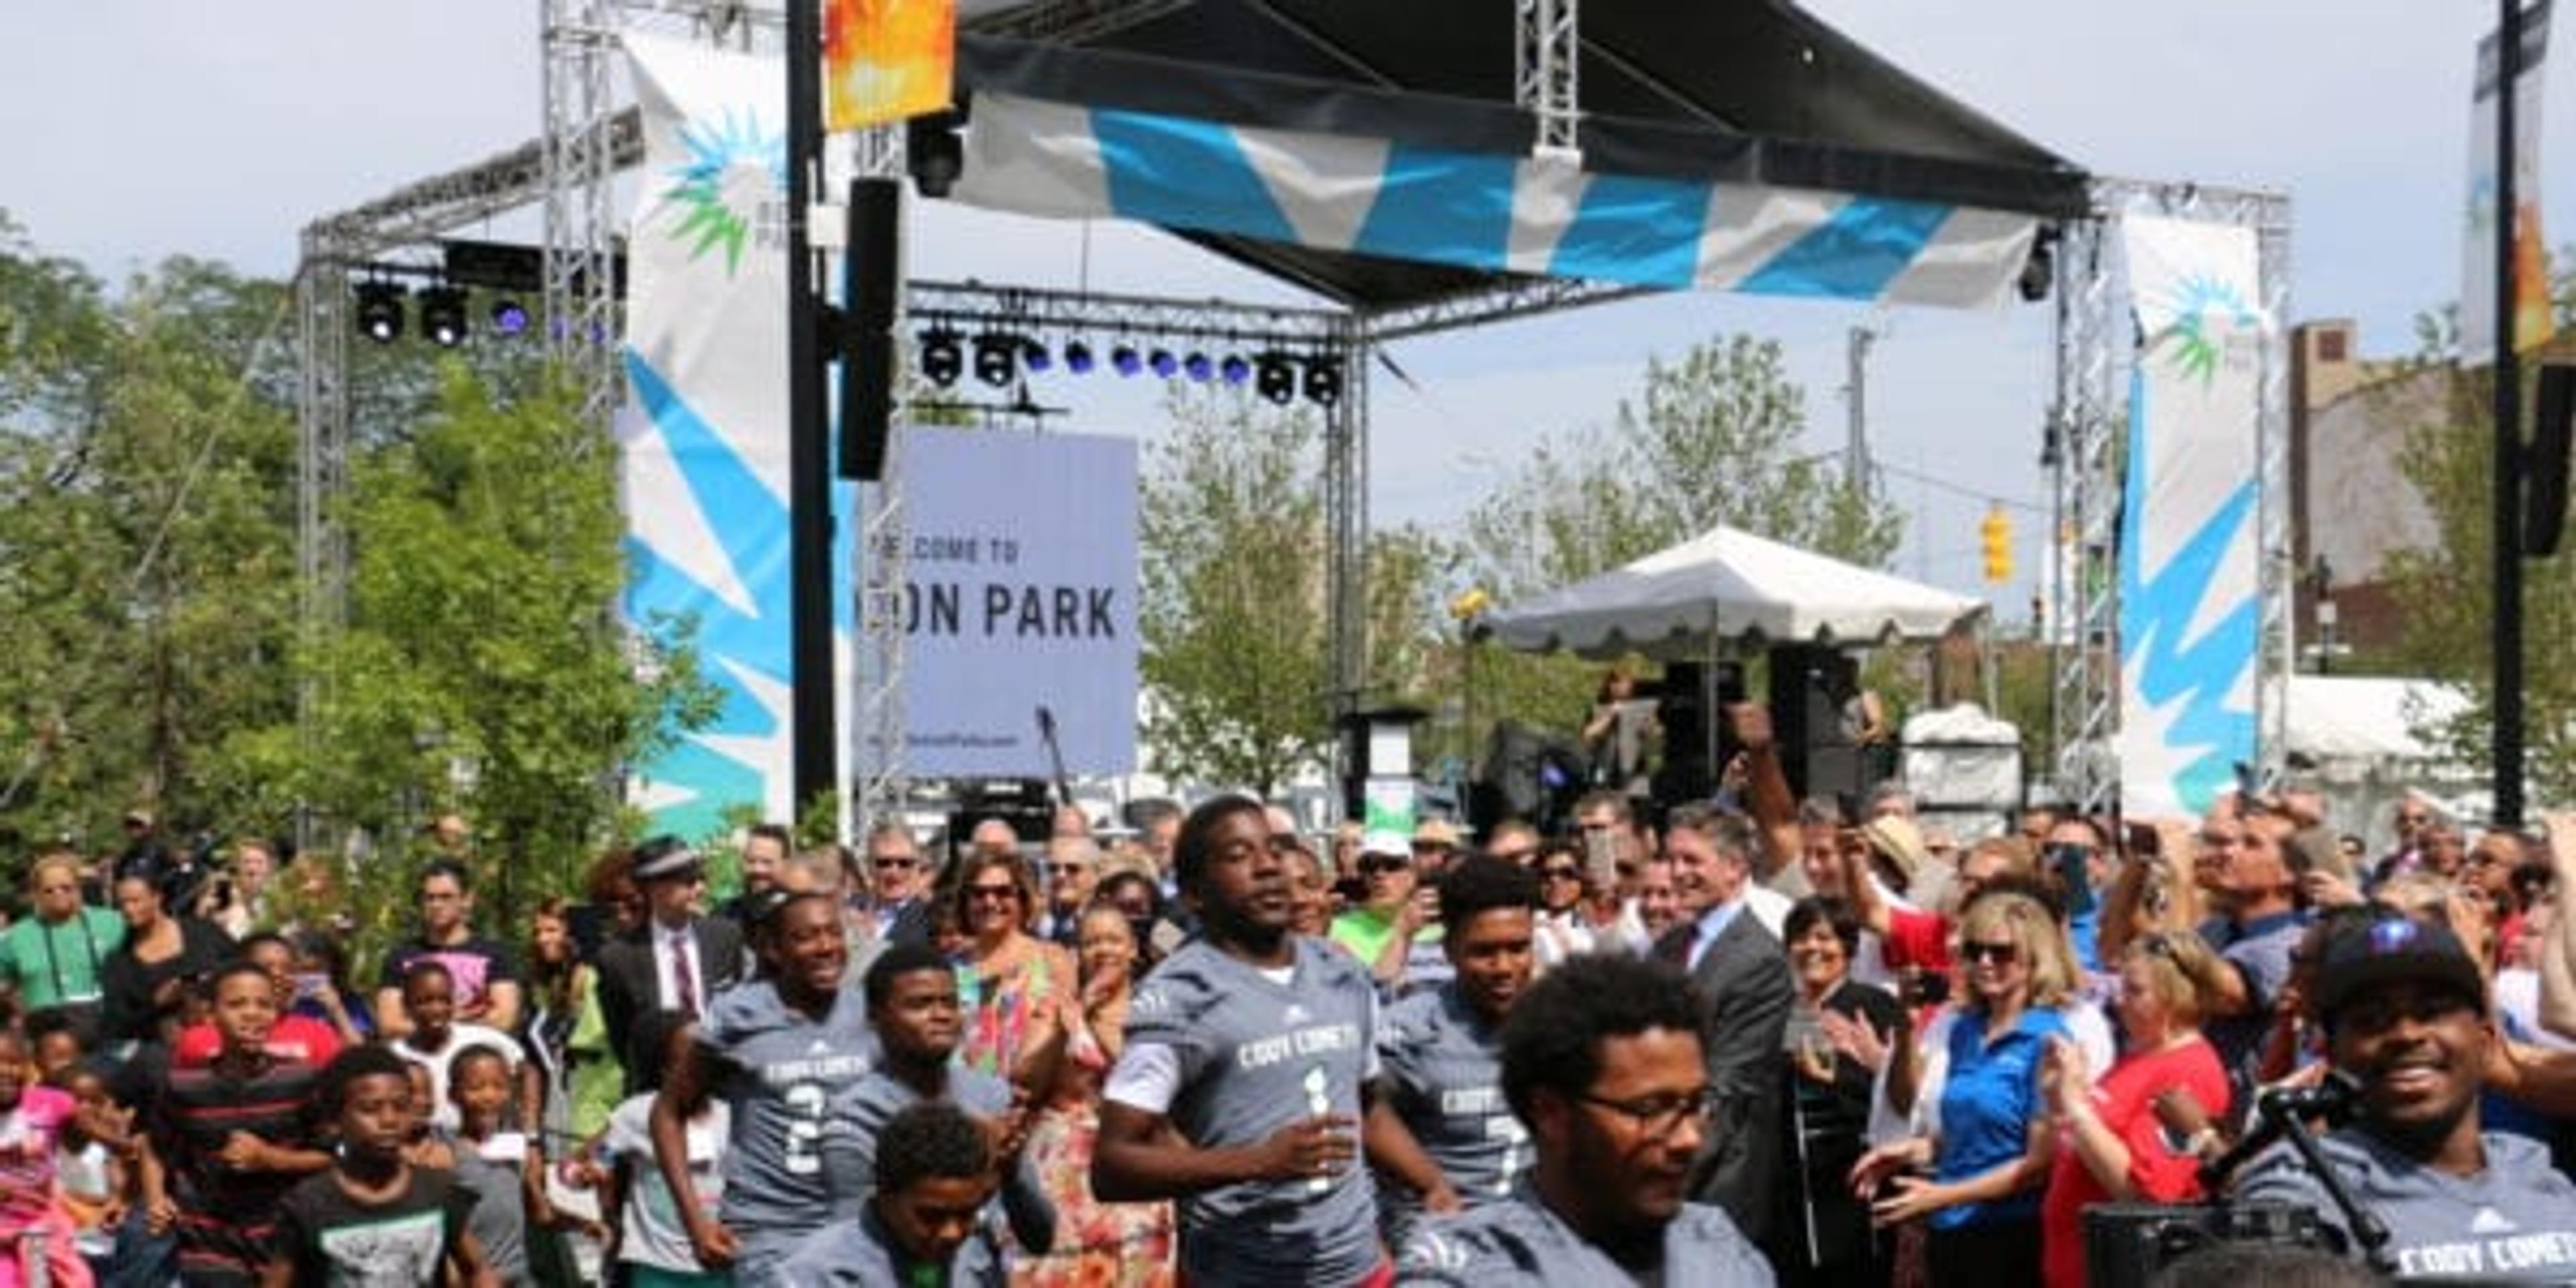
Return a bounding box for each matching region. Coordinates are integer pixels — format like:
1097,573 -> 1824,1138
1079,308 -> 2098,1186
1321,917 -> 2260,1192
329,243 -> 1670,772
953,0 -> 2088,313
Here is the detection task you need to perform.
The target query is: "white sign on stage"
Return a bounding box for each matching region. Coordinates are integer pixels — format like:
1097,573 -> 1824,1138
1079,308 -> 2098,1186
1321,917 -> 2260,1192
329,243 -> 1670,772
888,431 -> 1139,778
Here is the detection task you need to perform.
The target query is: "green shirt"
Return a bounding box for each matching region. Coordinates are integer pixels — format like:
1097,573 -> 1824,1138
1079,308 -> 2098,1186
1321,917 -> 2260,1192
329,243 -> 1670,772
1330,905 -> 1440,969
0,906 -> 126,1010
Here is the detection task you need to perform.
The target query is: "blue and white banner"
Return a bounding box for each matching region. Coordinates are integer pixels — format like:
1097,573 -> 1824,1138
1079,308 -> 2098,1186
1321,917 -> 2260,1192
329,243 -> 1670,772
893,431 -> 1138,779
2116,215 -> 2265,818
619,34 -> 855,839
953,92 -> 2040,309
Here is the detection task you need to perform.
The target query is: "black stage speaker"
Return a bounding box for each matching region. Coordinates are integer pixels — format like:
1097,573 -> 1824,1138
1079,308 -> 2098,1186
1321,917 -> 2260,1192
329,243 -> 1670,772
1471,721 -> 1585,834
1768,645 -> 1861,802
2080,1203 -> 2330,1288
837,176 -> 901,482
2526,362 -> 2573,557
1652,661 -> 1745,804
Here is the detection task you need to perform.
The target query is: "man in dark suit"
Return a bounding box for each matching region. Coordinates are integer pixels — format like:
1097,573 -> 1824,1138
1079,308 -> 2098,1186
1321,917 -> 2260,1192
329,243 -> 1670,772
1651,803 -> 1792,1252
596,835 -> 746,1091
862,821 -> 936,949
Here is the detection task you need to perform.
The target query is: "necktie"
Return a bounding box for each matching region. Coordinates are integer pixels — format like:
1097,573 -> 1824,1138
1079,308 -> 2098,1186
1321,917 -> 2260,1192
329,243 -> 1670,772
672,930 -> 700,1015
1656,928 -> 1693,969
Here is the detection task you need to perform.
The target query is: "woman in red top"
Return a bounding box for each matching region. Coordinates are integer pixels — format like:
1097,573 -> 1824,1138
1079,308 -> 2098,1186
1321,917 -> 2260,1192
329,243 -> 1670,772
2036,930 -> 2233,1287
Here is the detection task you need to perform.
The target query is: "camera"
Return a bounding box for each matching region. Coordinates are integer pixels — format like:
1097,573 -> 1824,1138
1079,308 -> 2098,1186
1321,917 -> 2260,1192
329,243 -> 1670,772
2083,1201 -> 2331,1288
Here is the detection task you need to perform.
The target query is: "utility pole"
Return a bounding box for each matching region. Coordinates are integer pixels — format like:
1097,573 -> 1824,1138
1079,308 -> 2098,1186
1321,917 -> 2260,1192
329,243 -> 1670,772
1843,325 -> 1878,501
786,0 -> 837,814
2491,0 -> 2528,826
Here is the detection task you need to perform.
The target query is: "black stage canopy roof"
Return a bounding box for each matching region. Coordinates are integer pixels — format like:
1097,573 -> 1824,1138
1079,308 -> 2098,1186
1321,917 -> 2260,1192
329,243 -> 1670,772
953,0 -> 2091,314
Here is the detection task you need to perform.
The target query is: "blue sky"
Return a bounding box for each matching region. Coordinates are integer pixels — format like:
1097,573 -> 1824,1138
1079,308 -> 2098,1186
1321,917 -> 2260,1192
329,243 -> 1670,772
6,1 -> 2565,610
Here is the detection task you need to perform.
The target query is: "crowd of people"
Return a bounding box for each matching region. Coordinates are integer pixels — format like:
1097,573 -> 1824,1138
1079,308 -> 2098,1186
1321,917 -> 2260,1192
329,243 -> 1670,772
8,710 -> 2576,1285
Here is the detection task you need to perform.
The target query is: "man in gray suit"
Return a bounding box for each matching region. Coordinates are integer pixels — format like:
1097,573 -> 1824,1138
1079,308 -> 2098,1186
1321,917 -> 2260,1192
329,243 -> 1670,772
1650,804 -> 1791,1252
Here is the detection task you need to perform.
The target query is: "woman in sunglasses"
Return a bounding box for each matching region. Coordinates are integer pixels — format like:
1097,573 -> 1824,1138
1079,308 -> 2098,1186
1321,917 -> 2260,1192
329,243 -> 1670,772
951,851 -> 1075,1101
2036,930 -> 2231,1288
1529,841 -> 1595,971
1850,890 -> 2074,1288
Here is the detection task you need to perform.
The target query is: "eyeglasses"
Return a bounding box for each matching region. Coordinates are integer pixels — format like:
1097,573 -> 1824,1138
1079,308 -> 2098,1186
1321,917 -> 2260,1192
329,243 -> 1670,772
1574,1087 -> 1717,1138
1358,856 -> 1411,876
966,884 -> 1020,902
1962,939 -> 2020,965
1045,863 -> 1090,878
871,856 -> 920,871
1540,865 -> 1583,881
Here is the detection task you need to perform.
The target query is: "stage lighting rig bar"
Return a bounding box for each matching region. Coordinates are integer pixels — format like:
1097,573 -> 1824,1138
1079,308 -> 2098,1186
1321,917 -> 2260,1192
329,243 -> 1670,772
1362,276 -> 1649,343
908,280 -> 1347,347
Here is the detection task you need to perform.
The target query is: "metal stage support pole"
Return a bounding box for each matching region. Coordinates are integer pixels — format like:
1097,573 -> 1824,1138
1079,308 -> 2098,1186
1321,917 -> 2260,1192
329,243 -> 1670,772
543,0 -> 624,431
852,123 -> 912,839
1324,322 -> 1371,803
1516,0 -> 1581,158
786,0 -> 836,815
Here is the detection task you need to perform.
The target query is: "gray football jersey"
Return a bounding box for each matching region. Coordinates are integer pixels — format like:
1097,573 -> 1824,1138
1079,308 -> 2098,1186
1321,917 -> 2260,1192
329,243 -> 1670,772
696,979 -> 878,1253
817,1062 -> 1054,1256
1378,984 -> 1525,1219
2238,1127 -> 2576,1281
775,1203 -> 1008,1287
1122,936 -> 1382,1285
1397,1193 -> 1776,1287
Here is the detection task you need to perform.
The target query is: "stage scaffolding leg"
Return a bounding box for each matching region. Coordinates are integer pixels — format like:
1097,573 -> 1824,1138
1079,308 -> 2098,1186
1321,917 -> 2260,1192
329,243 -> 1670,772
1325,324 -> 1370,810
294,231 -> 350,858
543,0 -> 624,432
852,126 -> 911,840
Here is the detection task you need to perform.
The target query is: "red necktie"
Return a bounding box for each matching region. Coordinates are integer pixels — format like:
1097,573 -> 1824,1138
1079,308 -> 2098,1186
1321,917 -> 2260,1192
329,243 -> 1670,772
672,932 -> 699,1015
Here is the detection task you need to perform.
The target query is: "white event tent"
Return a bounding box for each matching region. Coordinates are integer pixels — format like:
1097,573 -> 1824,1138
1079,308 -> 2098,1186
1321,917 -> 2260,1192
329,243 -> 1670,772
1485,525 -> 1988,659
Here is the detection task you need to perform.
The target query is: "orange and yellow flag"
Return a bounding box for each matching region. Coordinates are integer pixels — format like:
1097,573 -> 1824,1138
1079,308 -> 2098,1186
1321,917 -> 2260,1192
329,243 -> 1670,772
824,0 -> 955,131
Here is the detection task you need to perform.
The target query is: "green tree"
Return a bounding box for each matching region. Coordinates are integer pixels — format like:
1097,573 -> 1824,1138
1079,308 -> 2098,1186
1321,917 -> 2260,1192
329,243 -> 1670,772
286,368 -> 717,930
1138,390 -> 1330,795
0,229 -> 301,849
1457,333 -> 1905,749
2380,248 -> 2576,794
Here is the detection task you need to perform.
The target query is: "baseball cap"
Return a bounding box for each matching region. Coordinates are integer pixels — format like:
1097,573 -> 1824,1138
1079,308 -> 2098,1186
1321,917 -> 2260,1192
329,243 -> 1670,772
2312,914 -> 2486,1023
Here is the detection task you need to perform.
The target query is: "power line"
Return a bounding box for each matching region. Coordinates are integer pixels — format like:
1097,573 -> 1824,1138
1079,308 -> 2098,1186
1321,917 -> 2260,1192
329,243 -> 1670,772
1868,455 -> 2049,515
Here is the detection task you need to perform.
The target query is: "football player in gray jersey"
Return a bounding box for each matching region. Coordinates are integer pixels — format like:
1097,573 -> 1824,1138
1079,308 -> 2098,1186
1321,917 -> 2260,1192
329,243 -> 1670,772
1095,794 -> 1389,1286
1397,952 -> 1776,1287
817,942 -> 1056,1254
651,891 -> 878,1287
778,1101 -> 1010,1287
1366,854 -> 1538,1246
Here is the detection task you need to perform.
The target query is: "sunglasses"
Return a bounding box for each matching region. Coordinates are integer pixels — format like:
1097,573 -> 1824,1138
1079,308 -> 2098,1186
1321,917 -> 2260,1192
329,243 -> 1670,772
1962,940 -> 2019,965
871,857 -> 920,871
966,884 -> 1020,902
1359,856 -> 1411,876
1540,865 -> 1583,881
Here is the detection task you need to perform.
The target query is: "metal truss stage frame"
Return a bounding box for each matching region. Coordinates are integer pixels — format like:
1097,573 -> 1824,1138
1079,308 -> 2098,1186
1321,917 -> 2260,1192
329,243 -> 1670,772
2046,178 -> 2295,818
292,0 -> 2292,843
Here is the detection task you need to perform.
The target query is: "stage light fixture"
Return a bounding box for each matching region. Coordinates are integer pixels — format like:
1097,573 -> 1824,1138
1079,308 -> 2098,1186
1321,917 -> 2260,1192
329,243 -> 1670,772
919,327 -> 964,388
1148,348 -> 1179,378
489,298 -> 531,336
1111,344 -> 1142,377
2017,224 -> 2060,303
1304,355 -> 1344,407
1183,352 -> 1214,382
1020,338 -> 1053,374
353,281 -> 407,345
1063,340 -> 1095,374
418,286 -> 470,348
972,332 -> 1018,387
1220,354 -> 1250,386
1254,352 -> 1297,405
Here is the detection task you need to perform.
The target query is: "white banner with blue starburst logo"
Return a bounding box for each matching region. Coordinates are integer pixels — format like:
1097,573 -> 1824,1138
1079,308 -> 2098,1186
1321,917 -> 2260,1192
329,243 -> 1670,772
2116,215 -> 2265,818
620,34 -> 854,840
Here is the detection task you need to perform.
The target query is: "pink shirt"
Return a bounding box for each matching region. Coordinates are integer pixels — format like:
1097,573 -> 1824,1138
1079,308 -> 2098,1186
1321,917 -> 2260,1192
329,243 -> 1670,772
0,1087 -> 75,1234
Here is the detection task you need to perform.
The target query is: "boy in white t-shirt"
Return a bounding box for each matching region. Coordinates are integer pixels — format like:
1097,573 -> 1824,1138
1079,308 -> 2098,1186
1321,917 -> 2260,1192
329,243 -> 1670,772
390,960 -> 526,1131
590,1015 -> 730,1287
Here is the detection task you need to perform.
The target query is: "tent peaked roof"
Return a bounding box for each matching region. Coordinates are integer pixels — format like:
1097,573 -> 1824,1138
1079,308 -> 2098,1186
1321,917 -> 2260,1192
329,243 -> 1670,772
1487,525 -> 1986,657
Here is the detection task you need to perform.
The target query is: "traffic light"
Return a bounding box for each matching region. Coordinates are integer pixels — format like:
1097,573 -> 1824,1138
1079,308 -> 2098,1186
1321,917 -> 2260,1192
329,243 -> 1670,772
1980,506 -> 2013,584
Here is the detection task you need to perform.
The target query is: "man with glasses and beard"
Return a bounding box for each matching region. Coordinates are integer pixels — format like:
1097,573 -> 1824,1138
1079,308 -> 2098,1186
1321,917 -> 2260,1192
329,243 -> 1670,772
1397,952 -> 1774,1285
1095,795 -> 1386,1287
2237,915 -> 2576,1279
